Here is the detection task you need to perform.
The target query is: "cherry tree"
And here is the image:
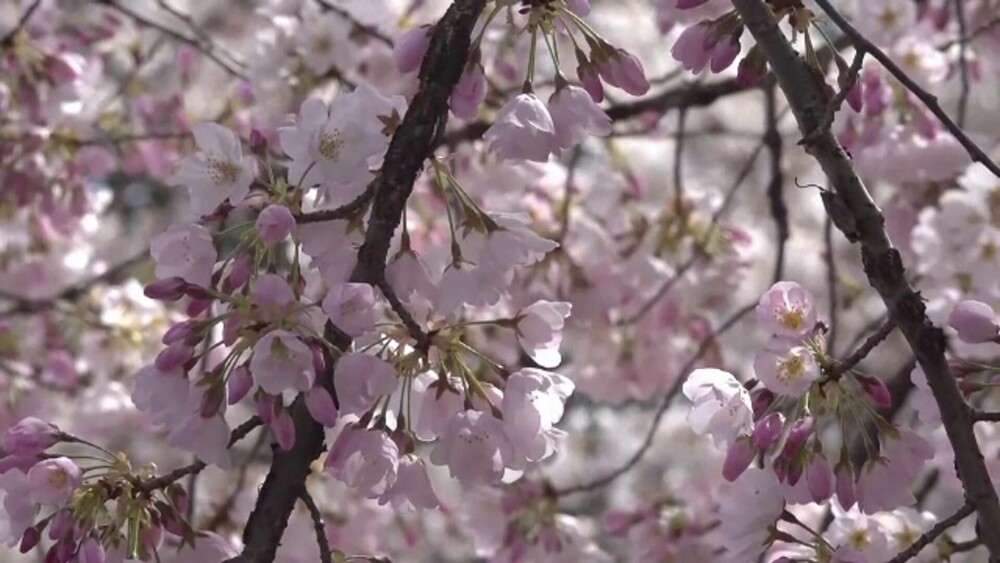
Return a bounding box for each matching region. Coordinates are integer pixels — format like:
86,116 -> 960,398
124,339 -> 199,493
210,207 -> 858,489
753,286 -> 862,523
1,0 -> 1000,561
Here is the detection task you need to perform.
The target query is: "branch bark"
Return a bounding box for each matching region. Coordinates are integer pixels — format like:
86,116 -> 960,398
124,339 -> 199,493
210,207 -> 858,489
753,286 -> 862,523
223,1 -> 486,560
729,0 -> 1000,557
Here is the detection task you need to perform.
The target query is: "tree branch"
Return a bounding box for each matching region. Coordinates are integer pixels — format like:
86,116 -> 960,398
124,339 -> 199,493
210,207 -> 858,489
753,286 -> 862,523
886,501 -> 975,563
224,2 -> 486,560
811,0 -> 1000,179
300,489 -> 333,563
730,0 -> 1000,556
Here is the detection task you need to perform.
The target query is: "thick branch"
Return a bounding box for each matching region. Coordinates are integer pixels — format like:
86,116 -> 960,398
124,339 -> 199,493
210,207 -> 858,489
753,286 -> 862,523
730,0 -> 1000,556
225,2 -> 486,560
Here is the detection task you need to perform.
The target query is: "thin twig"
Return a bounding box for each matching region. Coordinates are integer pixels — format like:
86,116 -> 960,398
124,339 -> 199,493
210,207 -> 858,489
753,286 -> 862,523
824,215 -> 839,351
0,0 -> 41,47
376,278 -> 431,353
315,0 -> 394,47
811,0 -> 1000,179
953,0 -> 970,127
300,489 -> 333,563
972,410 -> 1000,422
886,502 -> 974,563
765,84 -> 788,283
556,302 -> 757,496
829,320 -> 896,377
296,184 -> 375,224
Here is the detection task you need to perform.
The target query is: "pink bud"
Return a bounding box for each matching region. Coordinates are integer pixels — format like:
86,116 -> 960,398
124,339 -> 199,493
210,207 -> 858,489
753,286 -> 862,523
736,49 -> 767,87
710,36 -> 741,73
577,61 -> 604,103
19,526 -> 41,553
565,0 -> 590,14
256,204 -> 296,245
393,25 -> 433,74
806,455 -> 834,502
141,520 -> 164,554
227,255 -> 252,289
144,277 -> 188,301
450,64 -> 487,120
162,321 -> 200,346
305,387 -> 339,427
311,345 -> 326,376
676,0 -> 710,8
858,374 -> 891,409
256,393 -> 277,425
49,510 -> 71,540
227,366 -> 253,405
4,417 -> 60,457
948,300 -> 1000,343
249,128 -> 268,157
835,463 -> 857,510
154,342 -> 195,372
272,408 -> 296,451
610,49 -> 650,96
753,412 -> 785,450
781,417 -> 814,460
79,537 -> 106,563
845,79 -> 863,113
751,388 -> 775,417
185,297 -> 213,317
722,439 -> 755,482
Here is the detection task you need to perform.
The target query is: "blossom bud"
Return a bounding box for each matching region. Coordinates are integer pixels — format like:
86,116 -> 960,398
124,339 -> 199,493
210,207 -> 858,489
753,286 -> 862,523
805,455 -> 834,502
143,277 -> 188,301
162,321 -> 200,346
48,509 -> 71,540
79,537 -> 106,563
857,374 -> 891,409
948,300 -> 1000,343
256,393 -> 277,425
256,204 -> 296,245
450,63 -> 487,120
4,417 -> 60,457
227,366 -> 253,405
249,128 -> 268,157
199,385 -> 226,418
781,416 -> 814,459
227,254 -> 252,290
751,388 -> 775,417
736,46 -> 767,87
753,412 -> 785,450
305,386 -> 339,427
19,526 -> 41,553
576,58 -> 604,103
722,438 -> 755,482
835,462 -> 857,510
393,25 -> 433,74
185,297 -> 213,317
154,342 -> 195,372
272,408 -> 296,451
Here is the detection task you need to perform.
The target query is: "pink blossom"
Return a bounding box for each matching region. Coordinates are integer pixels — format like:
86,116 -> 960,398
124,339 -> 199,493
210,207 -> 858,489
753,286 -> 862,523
150,223 -> 217,288
857,428 -> 933,513
256,204 -> 296,245
4,418 -> 59,457
717,468 -> 784,562
501,368 -> 574,463
227,366 -> 253,405
483,93 -> 557,163
577,62 -> 604,103
251,273 -> 296,321
249,330 -> 316,395
325,427 -> 399,497
430,410 -> 515,486
756,281 -> 816,340
79,536 -> 106,562
154,341 -> 195,372
131,365 -> 193,427
377,455 -> 439,511
0,470 -> 38,547
947,300 -> 1000,343
598,49 -> 650,95
322,283 -> 377,337
710,36 -> 741,73
515,300 -> 572,368
386,249 -> 436,303
169,122 -> 254,217
450,64 -> 487,120
270,408 -> 296,451
836,463 -> 857,510
26,457 -> 81,505
548,85 -> 611,152
393,25 -> 432,74
144,277 -> 188,301
166,412 -> 232,468
682,368 -> 754,448
753,345 -> 819,397
334,353 -> 399,416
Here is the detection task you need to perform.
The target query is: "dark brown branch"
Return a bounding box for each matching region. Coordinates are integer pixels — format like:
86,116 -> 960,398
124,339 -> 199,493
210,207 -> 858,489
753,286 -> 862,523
137,417 -> 261,492
811,0 -> 1000,179
765,84 -> 788,283
829,320 -> 896,378
296,184 -> 375,224
824,216 -> 839,351
731,0 -> 1000,556
226,2 -> 486,561
300,489 -> 333,563
886,502 -> 975,563
972,410 -> 1000,422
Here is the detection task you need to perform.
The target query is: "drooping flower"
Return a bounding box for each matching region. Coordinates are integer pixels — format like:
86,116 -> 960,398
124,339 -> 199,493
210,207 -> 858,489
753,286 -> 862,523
26,457 -> 81,506
716,468 -> 784,563
322,283 -> 377,338
3,418 -> 59,458
501,369 -> 575,463
681,368 -> 754,449
857,428 -> 934,513
394,25 -> 433,74
249,330 -> 316,395
514,301 -> 572,368
256,204 -> 296,245
483,93 -> 557,163
334,353 -> 399,416
324,427 -> 399,498
947,300 -> 1000,343
430,410 -> 516,486
377,455 -> 439,511
150,223 -> 217,288
548,85 -> 611,152
169,122 -> 254,217
166,412 -> 232,468
450,63 -> 487,120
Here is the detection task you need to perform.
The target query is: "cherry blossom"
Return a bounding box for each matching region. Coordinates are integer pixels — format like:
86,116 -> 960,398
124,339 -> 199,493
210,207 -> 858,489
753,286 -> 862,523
149,223 -> 217,288
483,93 -> 557,163
169,123 -> 255,218
682,368 -> 755,449
249,330 -> 316,395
